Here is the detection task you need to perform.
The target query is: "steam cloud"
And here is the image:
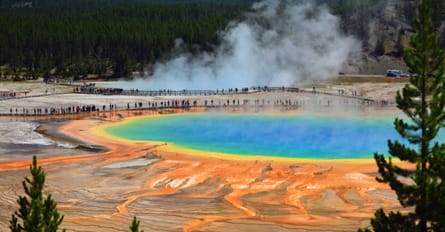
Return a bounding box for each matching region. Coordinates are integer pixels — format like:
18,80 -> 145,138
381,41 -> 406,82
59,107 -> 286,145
126,0 -> 360,90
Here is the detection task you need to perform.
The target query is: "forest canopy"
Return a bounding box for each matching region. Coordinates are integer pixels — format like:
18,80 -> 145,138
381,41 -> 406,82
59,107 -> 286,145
0,0 -> 251,80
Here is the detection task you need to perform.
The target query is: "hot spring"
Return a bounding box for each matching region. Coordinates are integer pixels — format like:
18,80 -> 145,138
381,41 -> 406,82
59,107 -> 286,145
101,112 -> 445,160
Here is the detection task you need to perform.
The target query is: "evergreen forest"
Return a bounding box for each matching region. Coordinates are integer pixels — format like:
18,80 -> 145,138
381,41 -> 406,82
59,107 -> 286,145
0,0 -> 443,80
0,0 -> 252,80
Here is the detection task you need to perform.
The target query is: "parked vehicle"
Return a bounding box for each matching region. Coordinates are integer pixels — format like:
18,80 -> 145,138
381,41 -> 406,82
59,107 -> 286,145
386,69 -> 409,77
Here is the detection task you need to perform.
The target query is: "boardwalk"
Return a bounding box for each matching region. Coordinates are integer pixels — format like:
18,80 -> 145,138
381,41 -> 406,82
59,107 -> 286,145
0,85 -> 394,118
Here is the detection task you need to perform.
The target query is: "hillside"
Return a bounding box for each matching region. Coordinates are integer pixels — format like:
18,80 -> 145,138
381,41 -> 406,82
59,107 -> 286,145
0,0 -> 444,80
339,0 -> 445,74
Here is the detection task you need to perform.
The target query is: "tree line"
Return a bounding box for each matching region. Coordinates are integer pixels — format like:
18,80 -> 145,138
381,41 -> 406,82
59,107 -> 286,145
0,0 -> 443,80
0,2 -> 248,80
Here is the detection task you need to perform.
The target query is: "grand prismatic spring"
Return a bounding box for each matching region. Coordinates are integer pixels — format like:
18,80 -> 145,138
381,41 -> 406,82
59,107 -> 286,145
0,76 -> 426,231
0,96 -> 421,231
103,113 -> 406,159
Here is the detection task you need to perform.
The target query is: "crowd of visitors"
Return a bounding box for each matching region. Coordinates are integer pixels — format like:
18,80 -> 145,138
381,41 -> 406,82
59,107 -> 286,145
1,82 -> 395,117
3,94 -> 393,117
73,83 -> 123,94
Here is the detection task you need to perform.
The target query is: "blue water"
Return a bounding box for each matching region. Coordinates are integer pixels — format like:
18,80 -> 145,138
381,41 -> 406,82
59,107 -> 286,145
103,113 -> 443,159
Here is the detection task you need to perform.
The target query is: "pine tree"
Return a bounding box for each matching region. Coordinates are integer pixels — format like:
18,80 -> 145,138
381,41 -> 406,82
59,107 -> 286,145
360,0 -> 445,231
10,156 -> 65,232
129,216 -> 144,232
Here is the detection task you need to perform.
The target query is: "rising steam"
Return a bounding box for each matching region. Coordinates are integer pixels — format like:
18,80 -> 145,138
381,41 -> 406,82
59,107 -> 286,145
126,0 -> 360,90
